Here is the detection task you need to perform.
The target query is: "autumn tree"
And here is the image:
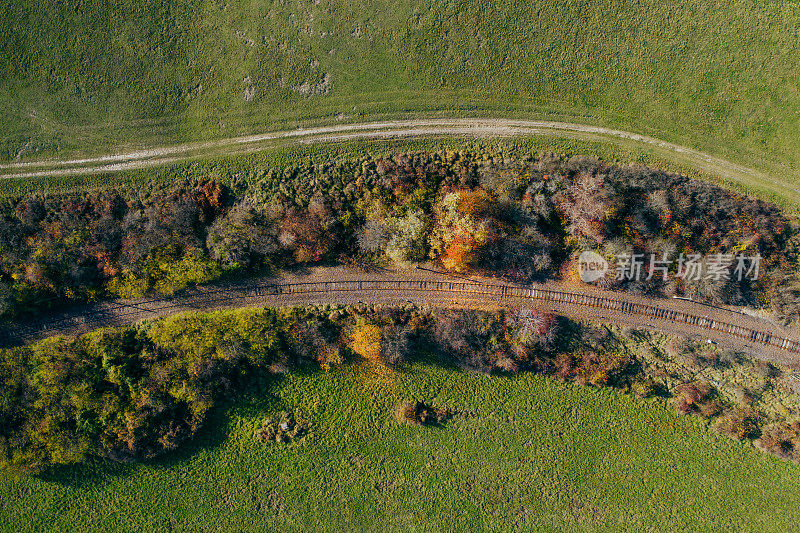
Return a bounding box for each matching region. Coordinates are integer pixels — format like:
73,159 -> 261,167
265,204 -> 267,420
429,191 -> 494,272
207,202 -> 278,269
350,323 -> 383,360
556,171 -> 610,243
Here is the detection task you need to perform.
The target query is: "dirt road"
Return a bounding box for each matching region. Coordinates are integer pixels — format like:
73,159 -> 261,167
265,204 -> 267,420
6,266 -> 800,368
2,118 -> 797,205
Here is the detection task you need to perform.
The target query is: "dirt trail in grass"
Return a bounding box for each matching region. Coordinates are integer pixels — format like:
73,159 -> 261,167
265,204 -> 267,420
1,118 -> 796,203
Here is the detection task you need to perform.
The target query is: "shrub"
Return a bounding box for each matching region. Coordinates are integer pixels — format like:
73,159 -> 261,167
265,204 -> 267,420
289,315 -> 343,370
395,401 -> 450,426
381,326 -> 413,364
455,189 -> 496,218
356,220 -> 387,253
552,350 -> 630,387
556,171 -> 610,244
630,377 -> 661,398
383,210 -> 428,264
712,408 -> 761,441
278,205 -> 339,263
254,412 -> 312,444
507,309 -> 558,348
484,234 -> 553,281
206,202 -> 278,269
350,324 -> 383,360
431,310 -> 502,372
672,382 -> 722,417
429,191 -> 493,272
757,421 -> 800,462
440,230 -> 482,272
106,251 -> 222,298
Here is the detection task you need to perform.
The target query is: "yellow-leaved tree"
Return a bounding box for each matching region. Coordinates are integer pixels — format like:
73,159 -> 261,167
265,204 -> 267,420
350,324 -> 382,360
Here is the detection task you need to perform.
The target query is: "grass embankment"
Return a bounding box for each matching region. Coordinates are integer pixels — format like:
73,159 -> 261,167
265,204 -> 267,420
1,362 -> 798,531
8,135 -> 800,213
4,1 -> 800,189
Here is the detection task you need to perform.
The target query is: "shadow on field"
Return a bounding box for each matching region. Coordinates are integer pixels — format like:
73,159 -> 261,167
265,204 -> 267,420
36,373 -> 289,487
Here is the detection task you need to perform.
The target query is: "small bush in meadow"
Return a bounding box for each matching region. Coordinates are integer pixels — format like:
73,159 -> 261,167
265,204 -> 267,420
395,401 -> 450,426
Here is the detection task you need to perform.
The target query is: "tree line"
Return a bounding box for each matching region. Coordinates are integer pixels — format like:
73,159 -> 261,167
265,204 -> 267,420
0,151 -> 796,321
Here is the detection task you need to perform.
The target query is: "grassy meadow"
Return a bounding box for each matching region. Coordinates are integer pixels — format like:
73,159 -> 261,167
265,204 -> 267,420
1,361 -> 799,531
3,0 -> 800,188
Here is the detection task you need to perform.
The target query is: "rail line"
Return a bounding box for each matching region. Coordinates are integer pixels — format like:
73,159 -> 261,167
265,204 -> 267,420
6,278 -> 798,355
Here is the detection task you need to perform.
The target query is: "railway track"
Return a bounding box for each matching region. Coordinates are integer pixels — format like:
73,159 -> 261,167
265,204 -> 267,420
6,277 -> 799,356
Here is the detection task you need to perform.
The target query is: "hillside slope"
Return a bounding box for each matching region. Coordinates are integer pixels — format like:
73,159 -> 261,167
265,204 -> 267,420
3,0 -> 800,182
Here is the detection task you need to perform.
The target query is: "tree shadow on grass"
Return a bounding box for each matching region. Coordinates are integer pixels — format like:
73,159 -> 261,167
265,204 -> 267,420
30,316 -> 584,487
408,342 -> 475,374
34,458 -> 136,489
35,373 -> 290,488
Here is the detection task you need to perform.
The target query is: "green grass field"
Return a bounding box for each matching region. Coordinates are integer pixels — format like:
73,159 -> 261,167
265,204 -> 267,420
4,0 -> 800,187
2,361 -> 798,531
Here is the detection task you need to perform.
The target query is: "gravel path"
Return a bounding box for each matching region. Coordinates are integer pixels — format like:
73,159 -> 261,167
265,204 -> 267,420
1,118 -> 795,204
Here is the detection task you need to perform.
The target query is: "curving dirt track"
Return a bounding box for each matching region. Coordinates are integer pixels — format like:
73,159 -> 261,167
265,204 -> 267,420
2,118 -> 798,205
5,266 -> 800,369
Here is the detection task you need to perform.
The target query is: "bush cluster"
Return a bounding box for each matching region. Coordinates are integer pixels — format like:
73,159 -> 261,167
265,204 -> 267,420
254,412 -> 312,444
0,309 -> 286,473
3,148 -> 800,471
1,150 -> 797,321
757,422 -> 800,461
672,382 -> 723,417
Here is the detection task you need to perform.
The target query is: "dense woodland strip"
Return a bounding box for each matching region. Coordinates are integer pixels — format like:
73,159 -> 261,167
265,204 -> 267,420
0,151 -> 797,319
